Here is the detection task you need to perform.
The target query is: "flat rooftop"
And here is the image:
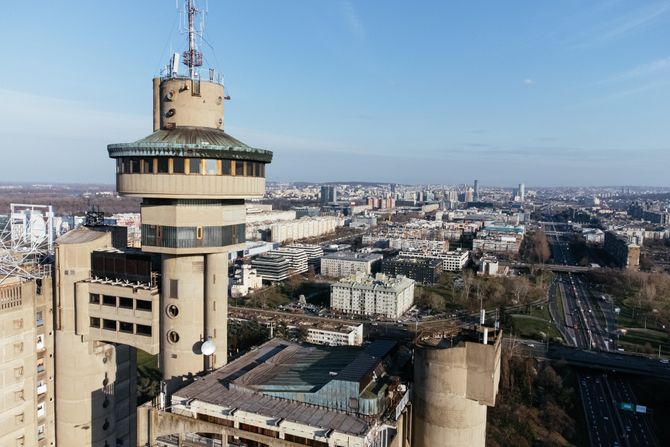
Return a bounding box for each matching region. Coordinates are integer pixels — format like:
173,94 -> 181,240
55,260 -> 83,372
174,339 -> 398,435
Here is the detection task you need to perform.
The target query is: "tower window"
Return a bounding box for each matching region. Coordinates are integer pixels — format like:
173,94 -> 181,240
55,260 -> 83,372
196,226 -> 203,240
235,160 -> 244,176
169,279 -> 178,298
172,158 -> 185,174
157,158 -> 169,174
186,158 -> 201,175
204,159 -> 218,175
167,330 -> 180,344
221,160 -> 231,175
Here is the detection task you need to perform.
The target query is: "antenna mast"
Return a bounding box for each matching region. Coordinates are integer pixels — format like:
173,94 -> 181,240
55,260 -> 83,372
183,0 -> 203,79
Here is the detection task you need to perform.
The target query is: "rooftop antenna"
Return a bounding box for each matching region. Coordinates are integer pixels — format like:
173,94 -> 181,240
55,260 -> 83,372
183,0 -> 203,79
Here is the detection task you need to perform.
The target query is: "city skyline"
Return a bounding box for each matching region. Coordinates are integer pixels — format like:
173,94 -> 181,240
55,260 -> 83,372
2,0 -> 669,186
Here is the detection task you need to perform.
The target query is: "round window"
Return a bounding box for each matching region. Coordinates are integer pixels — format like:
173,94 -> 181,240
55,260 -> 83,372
166,304 -> 179,318
167,330 -> 180,344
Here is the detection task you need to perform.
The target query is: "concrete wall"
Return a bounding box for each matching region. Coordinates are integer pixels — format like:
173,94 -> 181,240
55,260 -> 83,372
55,229 -> 137,447
412,335 -> 501,447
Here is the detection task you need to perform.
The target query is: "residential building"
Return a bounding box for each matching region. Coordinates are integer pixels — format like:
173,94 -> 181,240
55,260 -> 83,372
270,248 -> 309,275
305,323 -> 364,346
230,264 -> 263,298
330,273 -> 415,319
251,254 -> 292,282
398,249 -> 469,272
382,257 -> 443,284
321,252 -> 383,278
320,185 -> 337,204
604,231 -> 640,270
0,274 -> 55,447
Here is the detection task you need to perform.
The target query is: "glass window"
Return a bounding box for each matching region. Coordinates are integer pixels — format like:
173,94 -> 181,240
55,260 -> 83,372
119,297 -> 133,309
89,293 -> 100,304
245,161 -> 252,177
136,300 -> 152,312
157,158 -> 169,174
119,321 -> 133,333
136,324 -> 152,336
187,158 -> 201,175
172,158 -> 185,174
103,319 -> 116,330
116,159 -> 123,174
90,317 -> 101,328
221,160 -> 231,175
259,163 -> 265,177
235,160 -> 244,176
102,295 -> 116,306
142,158 -> 154,174
204,159 -> 219,175
128,159 -> 136,174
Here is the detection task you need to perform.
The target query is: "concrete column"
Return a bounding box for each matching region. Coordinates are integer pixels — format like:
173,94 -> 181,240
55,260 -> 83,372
205,252 -> 228,370
161,254 -> 205,382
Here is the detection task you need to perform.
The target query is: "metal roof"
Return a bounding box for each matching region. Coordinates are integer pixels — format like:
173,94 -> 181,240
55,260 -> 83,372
174,339 -> 374,435
107,127 -> 273,162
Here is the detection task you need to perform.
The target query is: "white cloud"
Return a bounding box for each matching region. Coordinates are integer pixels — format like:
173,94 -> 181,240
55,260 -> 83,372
568,2 -> 670,49
341,1 -> 366,42
523,79 -> 534,85
610,57 -> 670,82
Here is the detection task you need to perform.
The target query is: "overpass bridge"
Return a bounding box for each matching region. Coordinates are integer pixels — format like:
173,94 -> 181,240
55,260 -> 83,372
547,345 -> 670,379
506,262 -> 592,273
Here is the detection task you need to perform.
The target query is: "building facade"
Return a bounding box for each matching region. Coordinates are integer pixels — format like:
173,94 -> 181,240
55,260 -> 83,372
321,252 -> 383,278
330,273 -> 415,319
382,257 -> 443,284
305,324 -> 364,346
0,274 -> 55,447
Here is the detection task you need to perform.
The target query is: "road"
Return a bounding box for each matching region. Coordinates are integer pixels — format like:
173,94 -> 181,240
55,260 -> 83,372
544,222 -> 659,447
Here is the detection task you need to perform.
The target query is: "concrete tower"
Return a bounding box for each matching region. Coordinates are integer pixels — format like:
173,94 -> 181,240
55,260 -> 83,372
107,0 -> 272,390
413,328 -> 501,447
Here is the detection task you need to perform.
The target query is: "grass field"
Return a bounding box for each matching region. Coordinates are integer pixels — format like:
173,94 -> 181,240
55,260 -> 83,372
510,314 -> 562,342
619,328 -> 670,357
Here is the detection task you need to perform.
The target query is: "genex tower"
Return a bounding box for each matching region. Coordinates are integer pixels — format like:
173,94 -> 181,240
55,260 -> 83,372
108,1 -> 272,389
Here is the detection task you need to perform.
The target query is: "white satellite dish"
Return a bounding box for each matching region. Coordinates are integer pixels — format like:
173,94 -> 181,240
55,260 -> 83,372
201,340 -> 216,356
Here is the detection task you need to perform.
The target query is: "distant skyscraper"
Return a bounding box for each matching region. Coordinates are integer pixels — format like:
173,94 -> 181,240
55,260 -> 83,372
473,179 -> 479,201
465,187 -> 474,203
320,185 -> 337,204
518,183 -> 525,202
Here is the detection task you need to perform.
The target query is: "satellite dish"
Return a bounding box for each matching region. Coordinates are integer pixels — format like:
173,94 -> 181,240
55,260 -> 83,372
201,340 -> 216,356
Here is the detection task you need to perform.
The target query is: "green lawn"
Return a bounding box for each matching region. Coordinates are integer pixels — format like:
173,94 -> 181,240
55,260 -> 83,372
619,328 -> 670,357
555,285 -> 566,324
510,314 -> 562,342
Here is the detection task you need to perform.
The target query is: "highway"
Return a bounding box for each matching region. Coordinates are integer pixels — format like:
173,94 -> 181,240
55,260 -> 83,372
545,222 -> 659,447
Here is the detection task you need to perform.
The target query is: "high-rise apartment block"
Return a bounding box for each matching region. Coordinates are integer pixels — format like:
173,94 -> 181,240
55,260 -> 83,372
320,185 -> 337,204
0,274 -> 55,447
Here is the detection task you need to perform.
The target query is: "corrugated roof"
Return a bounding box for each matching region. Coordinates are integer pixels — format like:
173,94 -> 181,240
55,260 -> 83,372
107,127 -> 273,162
174,339 -> 371,435
56,227 -> 108,245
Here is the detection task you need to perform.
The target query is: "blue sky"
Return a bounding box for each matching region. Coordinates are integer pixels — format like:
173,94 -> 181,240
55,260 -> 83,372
1,0 -> 669,186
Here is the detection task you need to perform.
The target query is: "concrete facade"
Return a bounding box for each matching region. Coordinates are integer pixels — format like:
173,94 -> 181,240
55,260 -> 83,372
0,275 -> 55,447
413,330 -> 501,447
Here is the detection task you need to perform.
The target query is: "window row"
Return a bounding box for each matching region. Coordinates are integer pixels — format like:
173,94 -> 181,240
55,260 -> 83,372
89,293 -> 152,311
90,317 -> 152,336
142,223 -> 245,249
116,157 -> 265,177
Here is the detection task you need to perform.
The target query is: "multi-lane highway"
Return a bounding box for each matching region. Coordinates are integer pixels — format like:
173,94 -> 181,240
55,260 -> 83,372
544,222 -> 659,447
